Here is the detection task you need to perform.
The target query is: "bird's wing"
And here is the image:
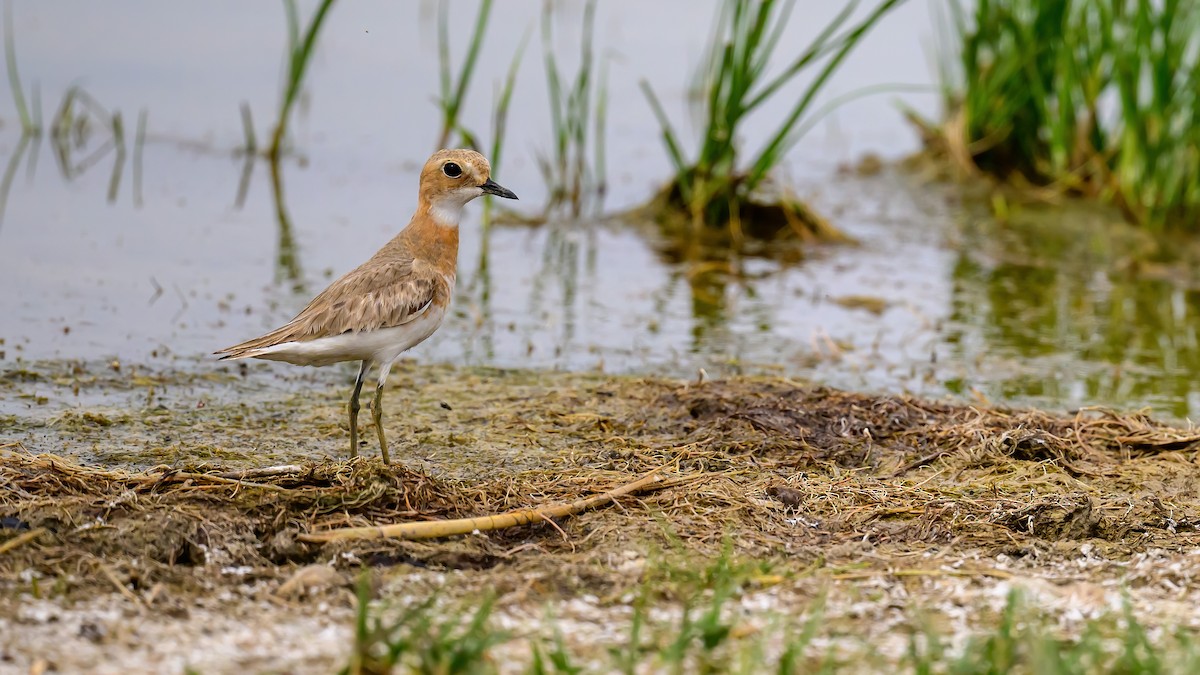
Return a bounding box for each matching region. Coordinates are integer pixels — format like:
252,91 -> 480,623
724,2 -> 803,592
216,256 -> 440,356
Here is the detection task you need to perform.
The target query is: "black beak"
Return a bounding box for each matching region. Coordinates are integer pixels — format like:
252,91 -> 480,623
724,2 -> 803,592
480,178 -> 518,200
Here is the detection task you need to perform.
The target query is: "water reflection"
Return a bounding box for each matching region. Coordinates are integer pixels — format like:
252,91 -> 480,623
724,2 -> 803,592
947,208 -> 1200,418
682,261 -> 733,342
233,102 -> 258,209
457,214 -> 601,368
529,218 -> 598,360
49,88 -> 119,197
0,132 -> 30,226
0,85 -> 142,224
267,158 -> 307,294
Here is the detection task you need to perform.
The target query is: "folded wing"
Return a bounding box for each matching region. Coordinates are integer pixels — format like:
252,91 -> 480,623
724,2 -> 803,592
216,257 -> 438,358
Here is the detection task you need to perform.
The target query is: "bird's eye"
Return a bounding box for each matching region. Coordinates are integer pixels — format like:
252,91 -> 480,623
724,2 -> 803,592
443,162 -> 463,178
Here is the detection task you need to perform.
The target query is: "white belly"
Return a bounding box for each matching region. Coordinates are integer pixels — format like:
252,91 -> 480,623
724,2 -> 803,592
250,303 -> 447,367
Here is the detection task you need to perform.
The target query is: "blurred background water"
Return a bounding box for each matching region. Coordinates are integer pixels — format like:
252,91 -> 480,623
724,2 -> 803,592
3,0 -> 1200,420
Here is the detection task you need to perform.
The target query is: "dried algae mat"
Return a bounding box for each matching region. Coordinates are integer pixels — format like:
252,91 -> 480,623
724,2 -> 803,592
4,376 -> 1200,598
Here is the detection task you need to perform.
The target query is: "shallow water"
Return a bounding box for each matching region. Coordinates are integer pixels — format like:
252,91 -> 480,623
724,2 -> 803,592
2,1 -> 1200,420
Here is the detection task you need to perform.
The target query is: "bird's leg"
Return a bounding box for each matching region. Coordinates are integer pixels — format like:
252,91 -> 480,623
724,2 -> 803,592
348,361 -> 369,459
372,382 -> 390,464
372,361 -> 397,465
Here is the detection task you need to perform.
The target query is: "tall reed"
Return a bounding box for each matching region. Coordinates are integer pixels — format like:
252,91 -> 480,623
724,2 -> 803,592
432,0 -> 527,226
463,32 -> 528,361
3,1 -> 37,134
538,0 -> 607,218
0,0 -> 37,227
436,0 -> 494,150
641,0 -> 904,231
940,0 -> 1200,231
479,33 -> 527,225
268,0 -> 337,162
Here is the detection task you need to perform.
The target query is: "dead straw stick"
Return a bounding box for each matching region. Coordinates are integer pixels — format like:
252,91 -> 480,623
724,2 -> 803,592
0,528 -> 46,555
97,563 -> 146,608
215,465 -> 304,480
150,471 -> 292,493
299,469 -> 670,544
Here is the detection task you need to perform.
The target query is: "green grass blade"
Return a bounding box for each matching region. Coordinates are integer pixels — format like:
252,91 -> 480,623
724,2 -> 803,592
746,0 -> 905,190
270,0 -> 337,160
452,0 -> 493,120
541,2 -> 566,170
282,0 -> 299,58
436,0 -> 493,149
437,1 -> 451,108
488,28 -> 529,175
744,0 -> 860,113
593,57 -> 609,202
3,0 -> 34,133
640,80 -> 690,201
772,82 -> 937,155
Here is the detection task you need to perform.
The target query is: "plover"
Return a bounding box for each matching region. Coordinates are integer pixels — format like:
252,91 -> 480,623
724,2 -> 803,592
216,148 -> 517,463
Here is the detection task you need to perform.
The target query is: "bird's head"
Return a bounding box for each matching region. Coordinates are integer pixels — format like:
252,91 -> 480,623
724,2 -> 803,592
419,148 -> 518,225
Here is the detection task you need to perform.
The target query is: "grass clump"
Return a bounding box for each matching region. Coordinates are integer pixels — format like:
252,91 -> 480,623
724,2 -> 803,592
337,551 -> 1200,673
638,547 -> 793,674
343,575 -> 505,675
640,0 -> 903,244
908,591 -> 1200,674
0,7 -> 148,222
930,0 -> 1200,231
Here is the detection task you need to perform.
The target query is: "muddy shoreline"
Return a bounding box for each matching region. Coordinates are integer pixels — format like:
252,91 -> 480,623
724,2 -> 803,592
4,360 -> 1200,671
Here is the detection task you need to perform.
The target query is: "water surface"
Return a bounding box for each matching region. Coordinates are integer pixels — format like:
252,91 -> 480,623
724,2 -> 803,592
3,1 -> 1200,420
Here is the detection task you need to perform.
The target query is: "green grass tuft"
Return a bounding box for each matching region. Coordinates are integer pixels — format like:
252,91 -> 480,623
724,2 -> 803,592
641,0 -> 904,232
342,574 -> 506,675
937,0 -> 1200,231
338,554 -> 1200,674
